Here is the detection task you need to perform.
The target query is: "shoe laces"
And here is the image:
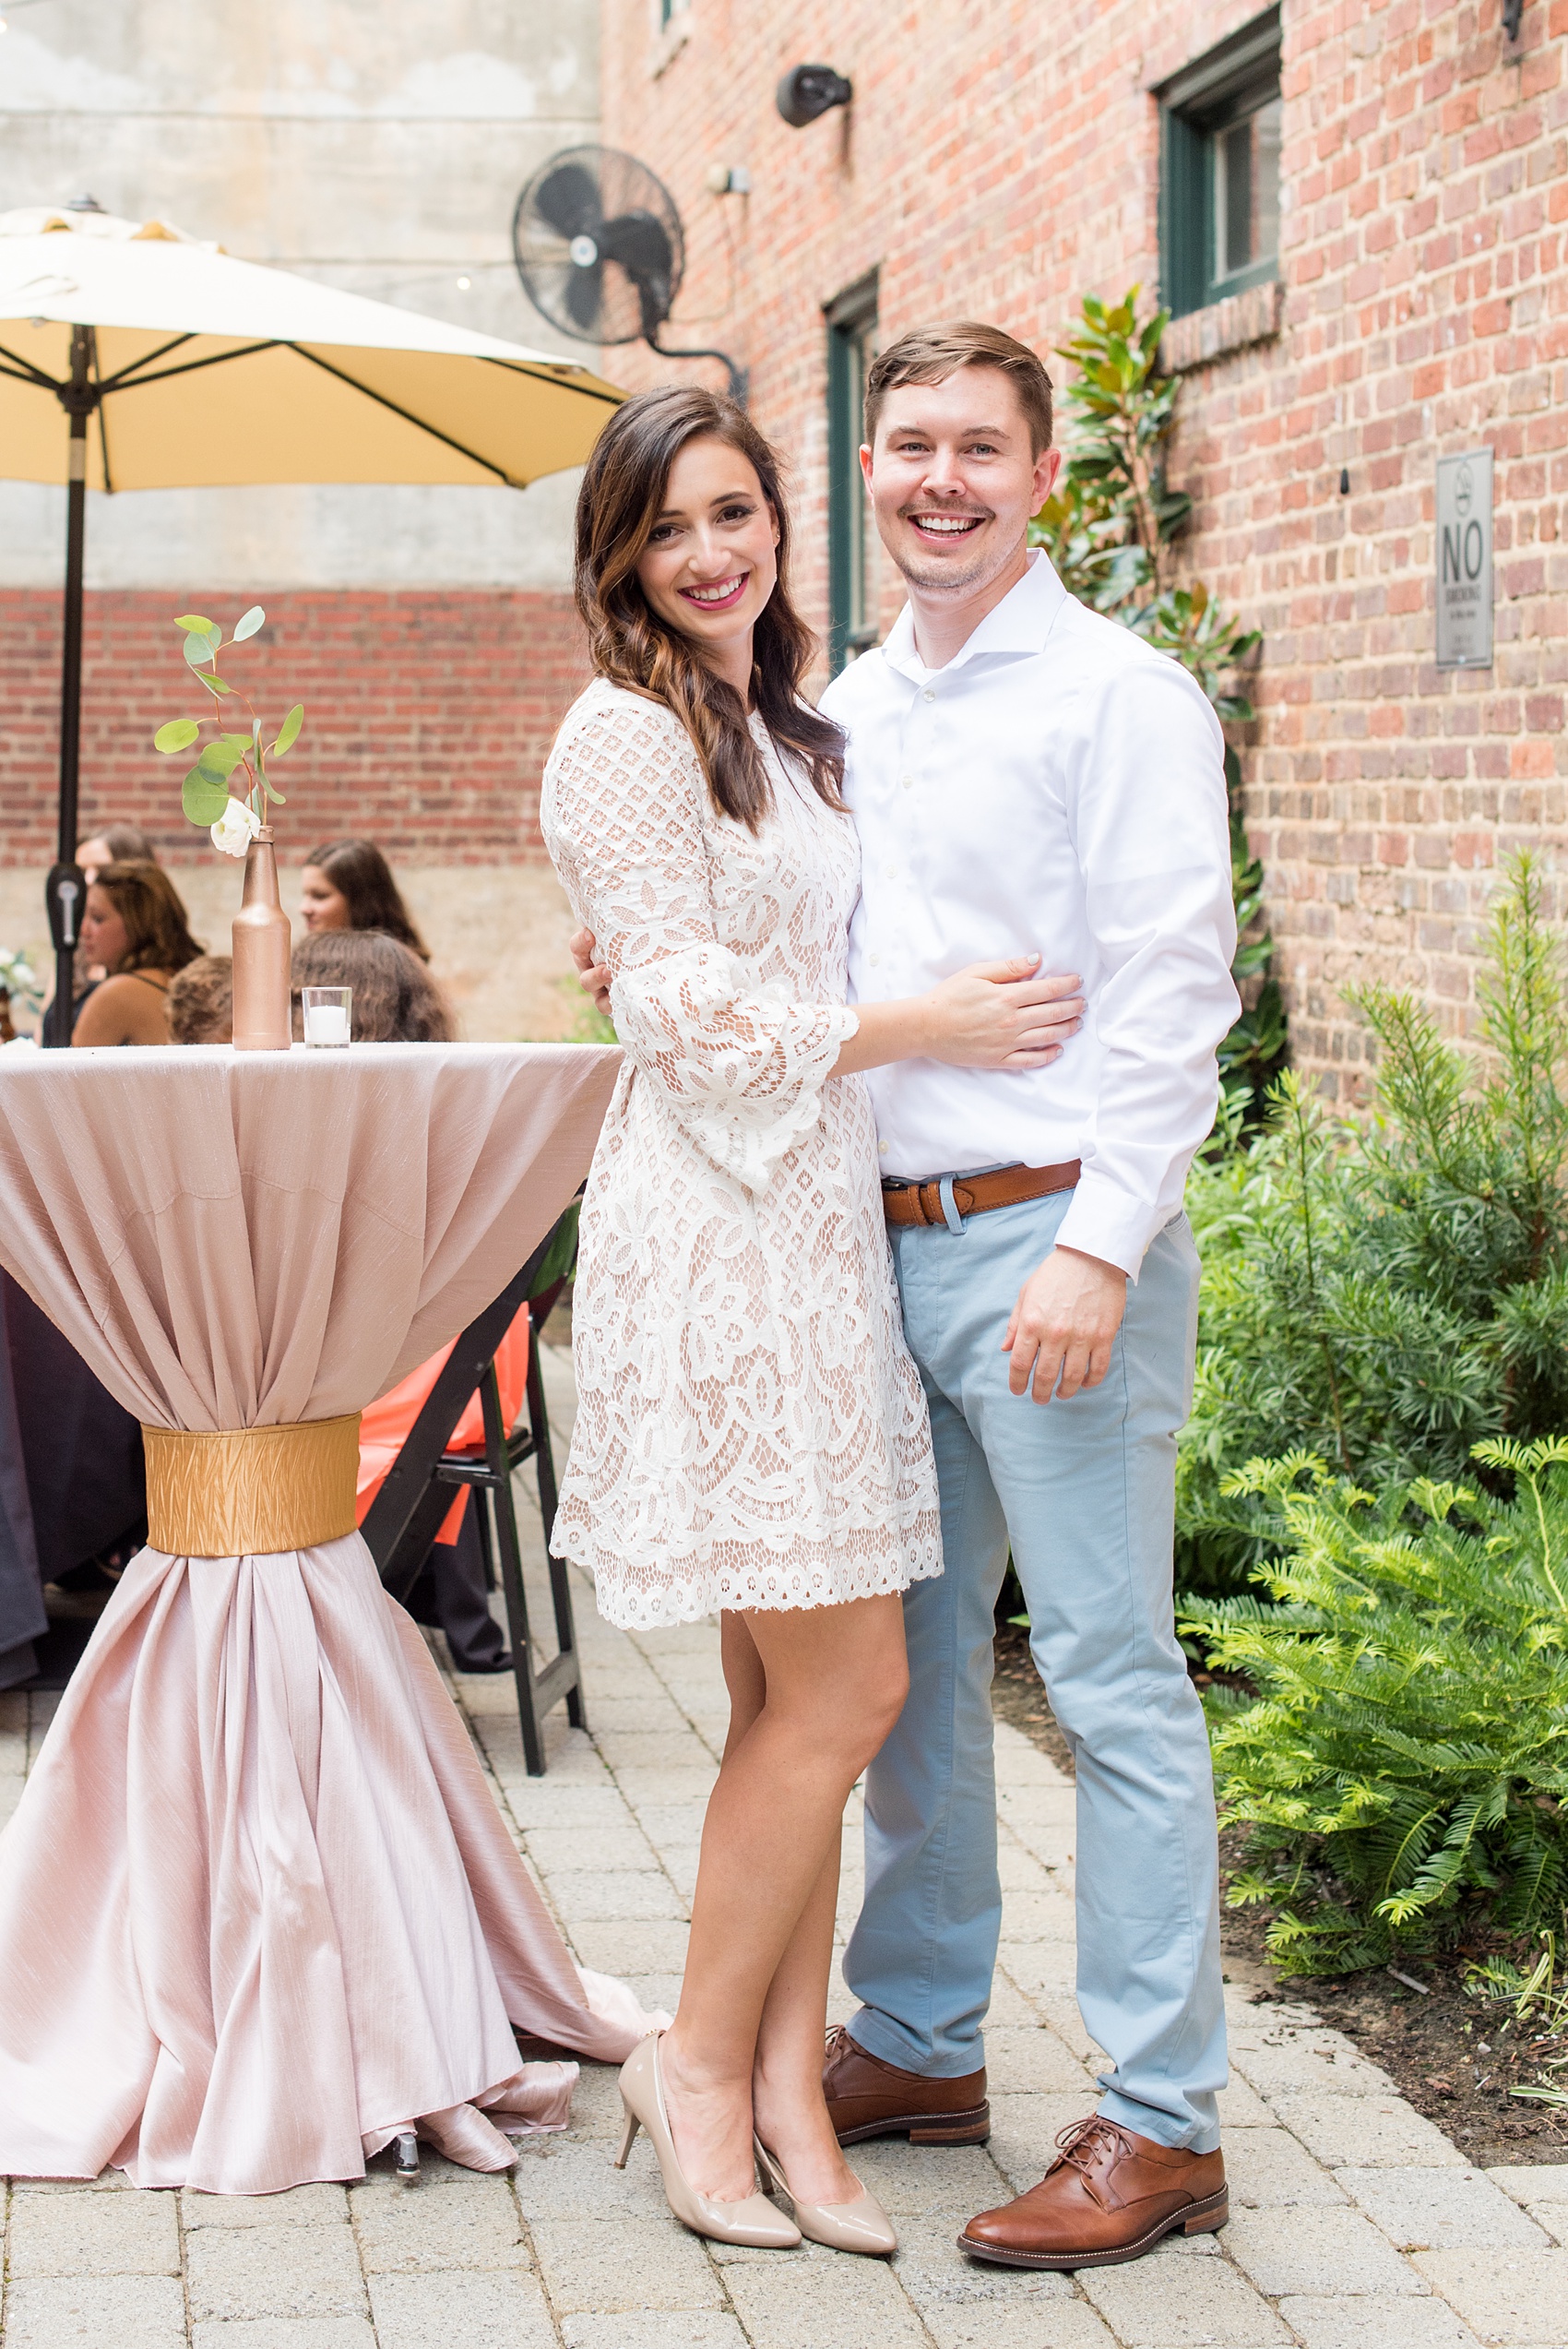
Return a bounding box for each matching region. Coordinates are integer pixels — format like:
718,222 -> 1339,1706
1051,2116 -> 1135,2177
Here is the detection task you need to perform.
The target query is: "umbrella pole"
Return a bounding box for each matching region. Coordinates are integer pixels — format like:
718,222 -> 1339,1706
43,333 -> 91,1048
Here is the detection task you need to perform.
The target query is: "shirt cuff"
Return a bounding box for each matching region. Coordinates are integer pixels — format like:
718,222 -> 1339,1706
1053,1171 -> 1163,1282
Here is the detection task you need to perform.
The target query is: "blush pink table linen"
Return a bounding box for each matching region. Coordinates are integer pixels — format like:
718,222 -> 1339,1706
0,1041 -> 655,2196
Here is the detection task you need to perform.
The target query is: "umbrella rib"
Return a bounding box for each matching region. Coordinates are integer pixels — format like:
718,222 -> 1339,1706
289,347 -> 517,483
478,356 -> 622,409
95,332 -> 197,391
0,340 -> 65,391
101,340 -> 280,391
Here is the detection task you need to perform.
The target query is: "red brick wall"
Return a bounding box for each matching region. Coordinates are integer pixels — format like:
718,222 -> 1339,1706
603,0 -> 1567,1094
0,587 -> 588,868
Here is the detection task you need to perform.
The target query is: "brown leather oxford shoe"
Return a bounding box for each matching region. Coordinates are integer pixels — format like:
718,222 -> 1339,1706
822,2024 -> 991,2146
959,2115 -> 1227,2268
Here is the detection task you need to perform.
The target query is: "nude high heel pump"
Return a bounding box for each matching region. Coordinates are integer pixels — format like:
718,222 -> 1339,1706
753,2133 -> 898,2256
614,2035 -> 801,2250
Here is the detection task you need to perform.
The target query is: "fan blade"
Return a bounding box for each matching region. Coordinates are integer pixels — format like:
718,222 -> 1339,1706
564,263 -> 604,333
600,208 -> 673,285
531,161 -> 605,242
600,209 -> 675,337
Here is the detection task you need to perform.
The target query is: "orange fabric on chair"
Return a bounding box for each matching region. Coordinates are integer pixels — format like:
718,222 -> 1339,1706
356,1304 -> 531,1544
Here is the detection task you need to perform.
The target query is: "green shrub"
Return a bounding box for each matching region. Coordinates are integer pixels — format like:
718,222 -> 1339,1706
1178,853 -> 1568,1594
1179,1440 -> 1568,1976
1029,288 -> 1282,1128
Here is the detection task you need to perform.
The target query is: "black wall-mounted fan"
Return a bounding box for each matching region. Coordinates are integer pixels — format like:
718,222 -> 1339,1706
513,145 -> 745,403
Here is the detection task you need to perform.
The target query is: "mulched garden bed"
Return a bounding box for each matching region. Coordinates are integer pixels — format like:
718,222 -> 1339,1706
991,1619 -> 1568,2171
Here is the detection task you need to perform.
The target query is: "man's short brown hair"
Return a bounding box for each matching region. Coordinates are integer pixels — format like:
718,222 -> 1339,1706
864,322 -> 1053,458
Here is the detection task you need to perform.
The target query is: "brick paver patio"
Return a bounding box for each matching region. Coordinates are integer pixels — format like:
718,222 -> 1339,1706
2,1343 -> 1564,2348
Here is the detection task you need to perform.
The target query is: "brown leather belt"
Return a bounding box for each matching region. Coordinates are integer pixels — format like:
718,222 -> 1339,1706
882,1160 -> 1081,1228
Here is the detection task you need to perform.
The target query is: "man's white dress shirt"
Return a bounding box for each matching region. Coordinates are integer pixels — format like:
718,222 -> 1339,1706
819,552 -> 1240,1280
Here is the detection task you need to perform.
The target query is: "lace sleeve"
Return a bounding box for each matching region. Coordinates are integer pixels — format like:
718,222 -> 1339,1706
542,690 -> 857,1190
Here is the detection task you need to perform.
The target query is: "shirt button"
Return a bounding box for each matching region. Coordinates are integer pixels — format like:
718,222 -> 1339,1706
869,951 -> 880,966
921,688 -> 936,702
900,775 -> 913,789
885,864 -> 897,878
879,1140 -> 890,1154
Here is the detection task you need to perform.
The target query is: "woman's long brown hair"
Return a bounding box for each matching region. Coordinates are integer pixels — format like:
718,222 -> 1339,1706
93,863 -> 204,975
574,385 -> 844,829
303,838 -> 431,961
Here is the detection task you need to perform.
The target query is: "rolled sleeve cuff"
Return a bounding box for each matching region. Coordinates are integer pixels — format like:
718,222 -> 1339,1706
1053,1171 -> 1164,1282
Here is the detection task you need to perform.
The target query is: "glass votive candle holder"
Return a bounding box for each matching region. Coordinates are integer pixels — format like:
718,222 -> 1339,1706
302,986 -> 351,1048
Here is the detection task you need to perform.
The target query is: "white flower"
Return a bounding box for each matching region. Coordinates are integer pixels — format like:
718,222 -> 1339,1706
210,797 -> 262,857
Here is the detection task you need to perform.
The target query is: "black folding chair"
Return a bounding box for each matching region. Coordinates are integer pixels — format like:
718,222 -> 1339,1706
362,1206 -> 586,1774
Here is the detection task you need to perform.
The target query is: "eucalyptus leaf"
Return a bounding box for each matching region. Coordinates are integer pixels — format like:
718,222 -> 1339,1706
271,702 -> 303,757
194,671 -> 232,698
196,736 -> 247,780
262,776 -> 286,805
182,768 -> 231,825
153,717 -> 200,754
173,614 -> 215,635
232,605 -> 266,641
182,631 -> 215,670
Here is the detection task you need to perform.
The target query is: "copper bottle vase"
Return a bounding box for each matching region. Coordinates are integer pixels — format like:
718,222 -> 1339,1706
232,828 -> 292,1051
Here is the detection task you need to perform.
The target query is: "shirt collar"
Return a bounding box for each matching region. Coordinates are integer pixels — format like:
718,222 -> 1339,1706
880,549 -> 1068,681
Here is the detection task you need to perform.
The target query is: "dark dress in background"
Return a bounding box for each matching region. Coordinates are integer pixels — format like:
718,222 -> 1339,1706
0,1270 -> 147,1688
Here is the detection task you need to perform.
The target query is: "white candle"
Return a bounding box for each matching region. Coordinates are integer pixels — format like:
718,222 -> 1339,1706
304,1004 -> 350,1047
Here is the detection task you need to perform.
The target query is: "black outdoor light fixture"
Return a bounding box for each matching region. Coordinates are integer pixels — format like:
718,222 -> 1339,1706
776,65 -> 853,129
1503,0 -> 1524,37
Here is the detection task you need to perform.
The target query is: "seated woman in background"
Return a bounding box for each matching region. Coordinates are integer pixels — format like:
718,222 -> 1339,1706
71,864 -> 203,1047
299,839 -> 432,961
72,823 -> 161,1009
165,955 -> 233,1045
77,822 -> 158,885
291,927 -> 454,1043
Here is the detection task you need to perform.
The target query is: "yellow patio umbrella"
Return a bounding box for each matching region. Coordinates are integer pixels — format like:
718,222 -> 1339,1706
0,203 -> 622,1039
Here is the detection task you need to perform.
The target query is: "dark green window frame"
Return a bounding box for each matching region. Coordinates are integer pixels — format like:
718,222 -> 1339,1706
826,272 -> 879,674
1158,7 -> 1282,321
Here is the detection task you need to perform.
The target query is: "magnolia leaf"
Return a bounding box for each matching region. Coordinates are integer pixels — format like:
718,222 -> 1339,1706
173,614 -> 216,635
153,717 -> 200,754
270,702 -> 303,757
232,605 -> 266,641
182,767 -> 231,825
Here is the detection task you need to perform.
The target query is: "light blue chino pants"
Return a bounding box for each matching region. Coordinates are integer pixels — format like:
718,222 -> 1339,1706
844,1188 -> 1227,2152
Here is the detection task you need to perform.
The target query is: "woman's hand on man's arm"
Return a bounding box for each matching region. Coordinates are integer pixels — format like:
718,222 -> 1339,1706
570,928 -> 1085,1078
833,958 -> 1083,1078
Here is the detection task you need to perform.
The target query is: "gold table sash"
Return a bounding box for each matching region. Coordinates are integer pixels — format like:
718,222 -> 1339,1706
142,1414 -> 363,1556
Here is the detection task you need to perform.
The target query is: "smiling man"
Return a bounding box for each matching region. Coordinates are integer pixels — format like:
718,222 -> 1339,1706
815,322 -> 1241,2271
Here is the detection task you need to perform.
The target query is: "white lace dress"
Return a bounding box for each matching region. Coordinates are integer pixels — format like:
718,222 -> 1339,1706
540,678 -> 942,1629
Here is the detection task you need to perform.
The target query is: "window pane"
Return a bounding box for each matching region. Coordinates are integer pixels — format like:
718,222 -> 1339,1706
1221,120 -> 1252,278
1253,95 -> 1282,266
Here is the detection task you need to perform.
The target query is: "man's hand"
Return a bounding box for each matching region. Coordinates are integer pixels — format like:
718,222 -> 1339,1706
570,926 -> 612,1017
1003,1245 -> 1128,1402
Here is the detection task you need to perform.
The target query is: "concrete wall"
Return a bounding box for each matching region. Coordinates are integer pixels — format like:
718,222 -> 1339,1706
601,0 -> 1568,1097
0,0 -> 598,589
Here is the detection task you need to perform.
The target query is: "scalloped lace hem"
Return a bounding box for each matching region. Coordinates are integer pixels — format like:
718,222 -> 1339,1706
555,1520 -> 944,1631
